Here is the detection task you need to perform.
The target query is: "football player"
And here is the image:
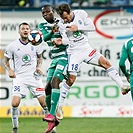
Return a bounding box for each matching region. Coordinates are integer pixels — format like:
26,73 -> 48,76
53,3 -> 130,111
4,22 -> 48,133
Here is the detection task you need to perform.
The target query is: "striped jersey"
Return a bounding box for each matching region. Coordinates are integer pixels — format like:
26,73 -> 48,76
119,37 -> 133,76
38,18 -> 67,59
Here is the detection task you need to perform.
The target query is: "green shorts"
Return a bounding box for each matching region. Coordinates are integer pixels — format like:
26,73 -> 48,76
46,57 -> 68,82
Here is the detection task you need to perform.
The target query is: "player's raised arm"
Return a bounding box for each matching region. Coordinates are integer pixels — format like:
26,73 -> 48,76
57,22 -> 70,45
38,23 -> 54,41
76,10 -> 95,32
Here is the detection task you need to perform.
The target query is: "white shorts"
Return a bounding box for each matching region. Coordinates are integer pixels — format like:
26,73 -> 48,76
67,47 -> 102,73
12,75 -> 45,98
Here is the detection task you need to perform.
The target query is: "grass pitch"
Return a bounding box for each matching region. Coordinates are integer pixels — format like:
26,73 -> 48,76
0,117 -> 133,133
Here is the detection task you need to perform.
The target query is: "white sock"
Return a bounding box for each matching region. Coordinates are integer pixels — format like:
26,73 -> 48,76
12,107 -> 19,128
107,66 -> 124,89
43,107 -> 49,115
58,82 -> 70,107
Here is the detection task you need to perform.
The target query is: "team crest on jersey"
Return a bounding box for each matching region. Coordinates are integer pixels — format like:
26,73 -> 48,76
22,54 -> 31,63
73,31 -> 82,38
31,46 -> 34,51
78,20 -> 82,25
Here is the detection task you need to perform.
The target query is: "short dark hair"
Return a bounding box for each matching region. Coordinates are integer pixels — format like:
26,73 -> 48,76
56,4 -> 71,16
19,22 -> 30,29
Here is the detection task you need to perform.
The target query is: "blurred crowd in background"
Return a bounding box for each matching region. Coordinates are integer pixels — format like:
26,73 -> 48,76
0,0 -> 133,8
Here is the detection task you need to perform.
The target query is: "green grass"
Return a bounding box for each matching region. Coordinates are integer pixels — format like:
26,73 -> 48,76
0,117 -> 133,133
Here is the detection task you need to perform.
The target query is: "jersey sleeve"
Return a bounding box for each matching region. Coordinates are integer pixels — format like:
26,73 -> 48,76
78,10 -> 95,32
36,44 -> 43,55
38,23 -> 53,42
4,44 -> 13,59
119,44 -> 129,76
58,22 -> 70,45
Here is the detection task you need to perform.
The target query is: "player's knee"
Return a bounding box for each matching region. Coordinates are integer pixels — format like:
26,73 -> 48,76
99,56 -> 111,69
12,97 -> 20,107
12,102 -> 19,107
67,76 -> 76,86
51,77 -> 61,88
102,61 -> 111,69
41,102 -> 47,108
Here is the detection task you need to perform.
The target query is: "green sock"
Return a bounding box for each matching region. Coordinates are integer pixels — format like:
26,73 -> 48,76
50,88 -> 60,116
46,95 -> 51,111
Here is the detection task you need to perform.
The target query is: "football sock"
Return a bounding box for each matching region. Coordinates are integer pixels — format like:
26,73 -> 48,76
43,107 -> 49,116
46,95 -> 51,111
131,87 -> 133,99
58,82 -> 70,107
12,107 -> 19,128
107,66 -> 124,89
50,88 -> 60,116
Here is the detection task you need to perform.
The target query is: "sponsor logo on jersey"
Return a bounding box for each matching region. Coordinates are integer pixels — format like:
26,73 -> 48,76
73,31 -> 82,38
22,54 -> 31,63
73,37 -> 84,42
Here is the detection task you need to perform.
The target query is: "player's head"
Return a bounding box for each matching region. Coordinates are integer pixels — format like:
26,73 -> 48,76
18,22 -> 31,40
41,4 -> 55,23
56,4 -> 73,23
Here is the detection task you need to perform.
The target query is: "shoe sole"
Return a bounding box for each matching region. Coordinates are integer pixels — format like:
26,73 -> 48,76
43,117 -> 55,122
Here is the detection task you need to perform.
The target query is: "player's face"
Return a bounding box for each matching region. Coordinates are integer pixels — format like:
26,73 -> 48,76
41,7 -> 54,23
19,24 -> 30,40
60,11 -> 73,23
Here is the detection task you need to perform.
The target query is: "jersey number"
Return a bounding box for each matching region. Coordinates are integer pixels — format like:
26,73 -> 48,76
72,64 -> 78,71
14,86 -> 20,92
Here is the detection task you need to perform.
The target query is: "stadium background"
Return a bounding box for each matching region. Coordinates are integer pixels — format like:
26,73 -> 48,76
0,1 -> 133,119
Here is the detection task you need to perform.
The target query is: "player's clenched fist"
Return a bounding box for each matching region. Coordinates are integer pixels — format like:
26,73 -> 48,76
8,69 -> 16,78
52,24 -> 59,33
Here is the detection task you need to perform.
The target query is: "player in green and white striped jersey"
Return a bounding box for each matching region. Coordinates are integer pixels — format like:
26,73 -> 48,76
38,5 -> 68,133
119,37 -> 133,99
